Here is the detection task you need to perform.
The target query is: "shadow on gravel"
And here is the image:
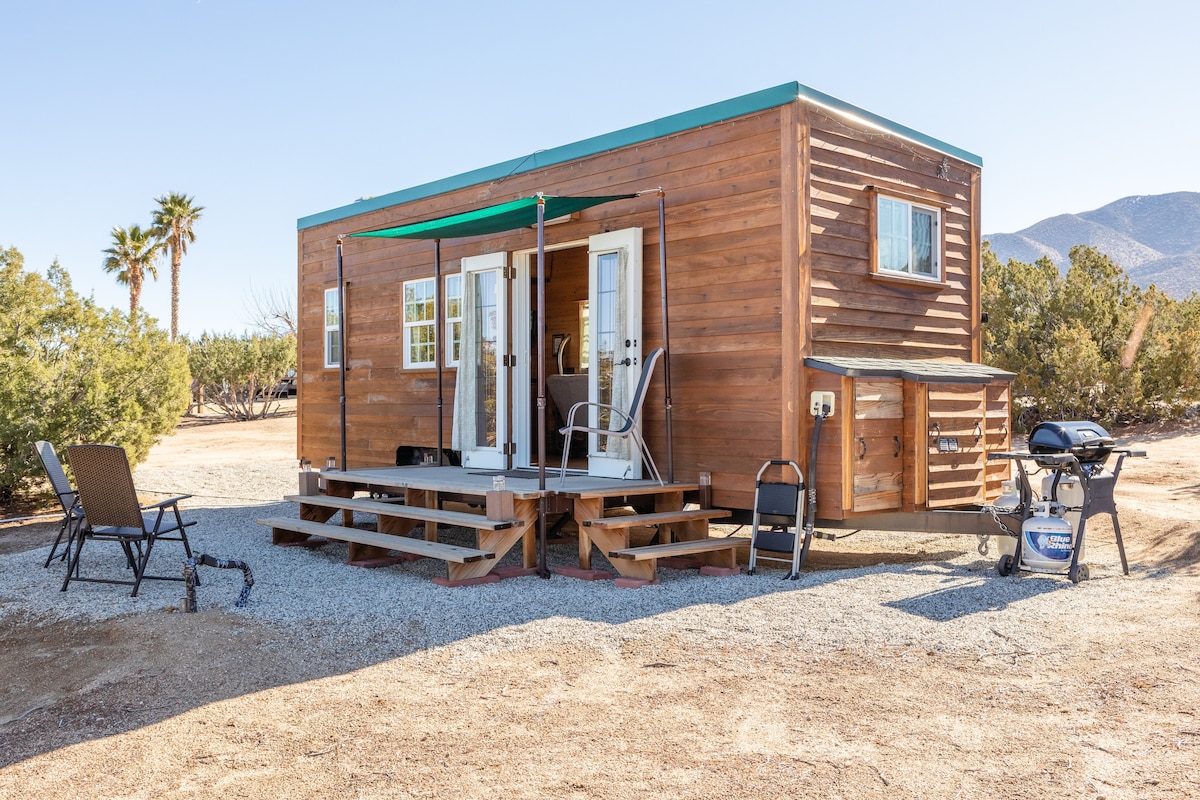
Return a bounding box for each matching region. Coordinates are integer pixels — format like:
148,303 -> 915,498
883,569 -> 1061,621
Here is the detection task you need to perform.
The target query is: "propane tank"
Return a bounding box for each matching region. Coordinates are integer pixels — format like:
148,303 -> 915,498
1021,501 -> 1074,572
1041,473 -> 1086,561
994,479 -> 1021,558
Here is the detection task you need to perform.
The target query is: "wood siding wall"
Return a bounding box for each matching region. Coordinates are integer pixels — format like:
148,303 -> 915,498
298,108 -> 789,510
297,99 -> 986,514
806,109 -> 980,360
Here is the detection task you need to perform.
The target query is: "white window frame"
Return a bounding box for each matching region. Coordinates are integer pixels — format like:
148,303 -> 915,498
874,193 -> 942,282
323,287 -> 340,369
402,277 -> 437,369
445,272 -> 462,368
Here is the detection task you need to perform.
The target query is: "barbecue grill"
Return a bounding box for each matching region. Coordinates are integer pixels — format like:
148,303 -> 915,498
988,421 -> 1145,583
1028,421 -> 1115,466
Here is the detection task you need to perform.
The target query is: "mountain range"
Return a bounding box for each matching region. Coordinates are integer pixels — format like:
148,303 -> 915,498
984,191 -> 1200,298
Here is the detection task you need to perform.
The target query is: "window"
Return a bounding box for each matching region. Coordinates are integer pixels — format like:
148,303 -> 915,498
445,273 -> 462,367
874,194 -> 941,281
323,287 -> 340,368
403,277 -> 436,368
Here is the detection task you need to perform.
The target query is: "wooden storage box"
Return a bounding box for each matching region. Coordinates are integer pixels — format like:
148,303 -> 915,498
805,358 -> 1013,520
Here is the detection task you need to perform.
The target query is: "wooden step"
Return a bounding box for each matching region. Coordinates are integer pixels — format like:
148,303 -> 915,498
284,495 -> 516,530
582,508 -> 731,530
609,536 -> 744,562
258,517 -> 494,563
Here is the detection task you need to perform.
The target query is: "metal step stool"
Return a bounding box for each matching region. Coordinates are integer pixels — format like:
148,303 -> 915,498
746,460 -> 810,580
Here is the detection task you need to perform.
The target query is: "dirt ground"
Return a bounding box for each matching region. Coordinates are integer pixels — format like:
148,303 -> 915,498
1,409 -> 1198,799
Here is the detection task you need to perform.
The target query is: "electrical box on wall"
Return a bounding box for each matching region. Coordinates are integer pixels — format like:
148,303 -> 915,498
809,391 -> 836,417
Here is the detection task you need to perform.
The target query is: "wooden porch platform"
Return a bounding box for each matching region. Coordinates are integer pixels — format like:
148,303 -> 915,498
263,465 -> 745,586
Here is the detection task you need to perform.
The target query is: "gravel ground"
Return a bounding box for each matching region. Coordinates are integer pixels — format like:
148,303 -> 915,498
1,458 -> 1177,669
2,417 -> 1196,799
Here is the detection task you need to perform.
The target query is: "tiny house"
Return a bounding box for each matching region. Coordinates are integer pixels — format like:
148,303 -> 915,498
296,81 -> 1012,520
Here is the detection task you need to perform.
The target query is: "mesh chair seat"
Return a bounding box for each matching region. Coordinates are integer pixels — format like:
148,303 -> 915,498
63,444 -> 197,597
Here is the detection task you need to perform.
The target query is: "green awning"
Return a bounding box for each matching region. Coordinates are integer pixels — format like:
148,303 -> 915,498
349,194 -> 638,240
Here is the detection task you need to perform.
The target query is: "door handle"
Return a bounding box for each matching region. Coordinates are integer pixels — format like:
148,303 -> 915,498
893,436 -> 901,458
858,437 -> 867,460
620,357 -> 632,367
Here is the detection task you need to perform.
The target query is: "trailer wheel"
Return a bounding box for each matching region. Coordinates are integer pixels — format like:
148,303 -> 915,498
997,554 -> 1014,576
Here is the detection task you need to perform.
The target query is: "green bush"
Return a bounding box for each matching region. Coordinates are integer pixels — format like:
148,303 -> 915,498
0,247 -> 191,504
982,244 -> 1200,430
187,332 -> 296,421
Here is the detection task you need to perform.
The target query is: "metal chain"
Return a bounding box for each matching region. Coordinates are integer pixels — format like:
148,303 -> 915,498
979,503 -> 1020,556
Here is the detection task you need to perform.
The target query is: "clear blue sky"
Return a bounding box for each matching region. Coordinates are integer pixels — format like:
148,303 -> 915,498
2,1 -> 1196,336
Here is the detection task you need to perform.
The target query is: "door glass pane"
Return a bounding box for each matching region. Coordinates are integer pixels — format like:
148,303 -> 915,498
595,252 -> 618,449
474,270 -> 498,448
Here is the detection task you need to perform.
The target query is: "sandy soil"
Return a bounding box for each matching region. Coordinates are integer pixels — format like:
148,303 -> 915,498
1,409 -> 1198,799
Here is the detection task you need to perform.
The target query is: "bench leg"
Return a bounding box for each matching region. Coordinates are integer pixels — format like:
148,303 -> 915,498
654,491 -> 686,544
514,497 -> 538,569
572,497 -> 603,570
614,559 -> 657,583
697,546 -> 739,571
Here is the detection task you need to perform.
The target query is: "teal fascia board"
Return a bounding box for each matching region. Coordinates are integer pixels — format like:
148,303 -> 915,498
298,81 -> 982,231
792,83 -> 983,169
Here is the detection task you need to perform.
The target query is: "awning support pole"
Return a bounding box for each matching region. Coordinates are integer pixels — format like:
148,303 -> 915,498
336,236 -> 347,471
657,191 -> 674,483
434,239 -> 444,464
536,197 -> 550,578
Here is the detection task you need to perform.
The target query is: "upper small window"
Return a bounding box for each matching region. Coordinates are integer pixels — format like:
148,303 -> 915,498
403,277 -> 436,368
875,195 -> 941,281
323,287 -> 340,368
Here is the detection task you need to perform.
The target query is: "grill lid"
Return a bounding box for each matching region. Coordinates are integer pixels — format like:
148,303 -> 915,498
1028,421 -> 1115,464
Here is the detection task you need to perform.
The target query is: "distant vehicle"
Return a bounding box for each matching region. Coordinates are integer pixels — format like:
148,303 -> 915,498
273,370 -> 297,397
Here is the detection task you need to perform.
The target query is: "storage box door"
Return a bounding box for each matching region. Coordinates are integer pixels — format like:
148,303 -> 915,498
852,378 -> 903,512
925,384 -> 987,508
983,382 -> 1013,501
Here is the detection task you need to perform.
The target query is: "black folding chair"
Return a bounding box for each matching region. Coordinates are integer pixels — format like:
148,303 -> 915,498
34,441 -> 84,568
63,444 -> 197,596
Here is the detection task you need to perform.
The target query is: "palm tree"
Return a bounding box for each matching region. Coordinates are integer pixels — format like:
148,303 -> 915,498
151,192 -> 204,341
102,224 -> 163,318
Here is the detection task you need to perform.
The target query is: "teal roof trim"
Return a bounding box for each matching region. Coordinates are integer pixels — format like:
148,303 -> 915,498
299,81 -> 982,231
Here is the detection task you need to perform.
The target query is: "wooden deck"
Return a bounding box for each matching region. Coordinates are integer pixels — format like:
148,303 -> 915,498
263,466 -> 729,586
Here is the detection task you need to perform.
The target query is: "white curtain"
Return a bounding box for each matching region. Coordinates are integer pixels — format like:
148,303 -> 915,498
605,247 -> 631,460
451,275 -> 478,453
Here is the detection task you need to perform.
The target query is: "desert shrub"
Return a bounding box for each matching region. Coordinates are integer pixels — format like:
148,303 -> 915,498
0,247 -> 191,504
982,244 -> 1200,430
187,332 -> 296,421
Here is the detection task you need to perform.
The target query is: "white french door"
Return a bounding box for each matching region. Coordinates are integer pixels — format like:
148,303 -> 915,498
453,252 -> 509,469
586,228 -> 643,479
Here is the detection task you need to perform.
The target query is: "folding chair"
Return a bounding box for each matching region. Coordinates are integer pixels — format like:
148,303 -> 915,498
558,348 -> 664,486
34,441 -> 83,568
63,444 -> 197,596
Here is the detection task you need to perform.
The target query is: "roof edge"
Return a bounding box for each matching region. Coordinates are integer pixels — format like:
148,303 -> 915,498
298,81 -> 982,231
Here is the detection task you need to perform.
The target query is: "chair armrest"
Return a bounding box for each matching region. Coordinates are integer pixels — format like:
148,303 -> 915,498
141,495 -> 193,510
563,401 -> 630,429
